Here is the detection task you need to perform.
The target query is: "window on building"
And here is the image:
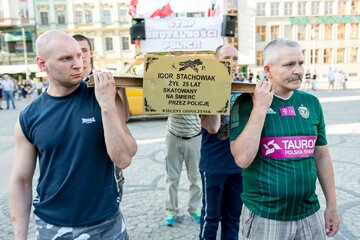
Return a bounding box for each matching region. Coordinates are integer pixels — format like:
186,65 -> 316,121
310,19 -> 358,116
336,48 -> 345,63
40,12 -> 49,25
297,24 -> 306,40
105,37 -> 113,51
122,37 -> 129,50
0,10 -> 4,22
352,0 -> 360,13
284,25 -> 292,38
256,26 -> 266,42
310,49 -> 319,64
270,2 -> 279,15
85,10 -> 93,23
324,1 -> 333,15
298,2 -> 306,15
57,11 -> 65,24
74,11 -> 82,24
302,49 -> 307,63
119,9 -> 128,22
256,51 -> 263,66
324,24 -> 333,40
103,10 -> 112,24
311,24 -> 320,40
270,25 -> 279,40
284,2 -> 293,15
257,3 -> 266,16
351,23 -> 359,39
337,23 -> 345,40
349,47 -> 358,63
338,0 -> 346,14
0,0 -> 3,22
311,1 -> 320,15
323,48 -> 332,64
20,8 -> 29,19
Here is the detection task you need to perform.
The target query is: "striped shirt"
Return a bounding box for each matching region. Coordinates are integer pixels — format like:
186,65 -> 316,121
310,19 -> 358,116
167,114 -> 201,138
229,90 -> 326,221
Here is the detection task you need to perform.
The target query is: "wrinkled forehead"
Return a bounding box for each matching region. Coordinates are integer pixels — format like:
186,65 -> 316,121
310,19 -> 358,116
279,47 -> 303,61
77,39 -> 91,50
269,47 -> 304,65
218,46 -> 238,59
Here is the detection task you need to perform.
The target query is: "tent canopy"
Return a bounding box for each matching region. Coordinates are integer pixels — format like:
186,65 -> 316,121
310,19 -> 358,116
4,31 -> 32,42
0,64 -> 39,74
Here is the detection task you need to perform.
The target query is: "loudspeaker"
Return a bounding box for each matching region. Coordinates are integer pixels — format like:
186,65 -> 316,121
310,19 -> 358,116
130,18 -> 145,44
221,15 -> 237,37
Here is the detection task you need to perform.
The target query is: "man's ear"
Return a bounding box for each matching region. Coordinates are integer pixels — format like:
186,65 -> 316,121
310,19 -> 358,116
36,56 -> 46,72
264,65 -> 271,79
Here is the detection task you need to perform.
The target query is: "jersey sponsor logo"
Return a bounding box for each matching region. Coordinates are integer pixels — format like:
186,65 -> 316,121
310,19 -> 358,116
298,106 -> 310,119
279,106 -> 296,116
82,117 -> 96,124
267,107 -> 276,114
260,136 -> 317,159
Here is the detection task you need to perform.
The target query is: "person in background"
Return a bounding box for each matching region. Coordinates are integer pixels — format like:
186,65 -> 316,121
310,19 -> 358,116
248,70 -> 253,83
335,69 -> 345,90
199,45 -> 243,240
230,38 -> 339,239
165,114 -> 202,226
312,70 -> 317,91
327,67 -> 335,92
73,34 -> 94,78
9,30 -> 137,239
73,34 -> 128,201
2,74 -> 16,110
35,78 -> 44,96
0,75 -> 3,110
303,69 -> 311,90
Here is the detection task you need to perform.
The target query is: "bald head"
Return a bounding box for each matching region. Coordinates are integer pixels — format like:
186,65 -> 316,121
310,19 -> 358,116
215,45 -> 238,75
36,30 -> 80,59
215,45 -> 238,59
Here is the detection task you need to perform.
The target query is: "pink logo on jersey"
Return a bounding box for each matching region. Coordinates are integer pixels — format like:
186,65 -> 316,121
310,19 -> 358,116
279,106 -> 296,116
260,136 -> 317,159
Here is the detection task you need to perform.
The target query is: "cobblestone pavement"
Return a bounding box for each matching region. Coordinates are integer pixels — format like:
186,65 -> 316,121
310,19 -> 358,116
1,82 -> 360,239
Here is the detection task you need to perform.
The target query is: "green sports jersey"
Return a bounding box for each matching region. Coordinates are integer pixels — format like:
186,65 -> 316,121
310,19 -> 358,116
229,90 -> 327,221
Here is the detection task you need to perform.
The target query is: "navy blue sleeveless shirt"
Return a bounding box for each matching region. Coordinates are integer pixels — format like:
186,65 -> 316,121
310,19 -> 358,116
19,81 -> 118,227
200,93 -> 243,174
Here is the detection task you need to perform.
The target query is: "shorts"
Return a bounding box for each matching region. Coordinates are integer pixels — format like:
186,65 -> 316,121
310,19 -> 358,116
240,205 -> 326,240
34,210 -> 128,240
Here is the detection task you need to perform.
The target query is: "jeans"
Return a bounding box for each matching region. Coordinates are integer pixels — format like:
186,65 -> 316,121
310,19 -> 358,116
4,90 -> 15,109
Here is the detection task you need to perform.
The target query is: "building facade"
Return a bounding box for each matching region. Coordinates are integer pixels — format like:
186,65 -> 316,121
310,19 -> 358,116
0,0 -> 136,74
33,0 -> 135,72
249,0 -> 360,79
0,0 -> 36,72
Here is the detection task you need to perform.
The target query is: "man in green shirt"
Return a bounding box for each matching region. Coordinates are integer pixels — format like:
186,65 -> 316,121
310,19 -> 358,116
229,38 -> 339,239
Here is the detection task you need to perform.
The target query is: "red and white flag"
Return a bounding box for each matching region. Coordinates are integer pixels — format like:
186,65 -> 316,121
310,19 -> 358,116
207,0 -> 224,17
128,0 -> 138,18
150,3 -> 174,18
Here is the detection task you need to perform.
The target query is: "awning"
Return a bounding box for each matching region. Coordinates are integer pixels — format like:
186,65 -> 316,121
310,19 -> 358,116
4,31 -> 32,42
0,64 -> 39,74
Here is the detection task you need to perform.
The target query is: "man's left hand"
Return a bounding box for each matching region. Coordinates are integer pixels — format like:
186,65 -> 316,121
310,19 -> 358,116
93,72 -> 117,110
324,207 -> 339,237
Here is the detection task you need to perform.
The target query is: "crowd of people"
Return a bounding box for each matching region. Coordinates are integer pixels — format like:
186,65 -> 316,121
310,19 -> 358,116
327,67 -> 348,92
0,74 -> 48,110
7,30 -> 339,240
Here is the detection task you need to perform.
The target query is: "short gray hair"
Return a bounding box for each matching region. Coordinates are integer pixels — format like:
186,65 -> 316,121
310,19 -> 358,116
263,38 -> 301,65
